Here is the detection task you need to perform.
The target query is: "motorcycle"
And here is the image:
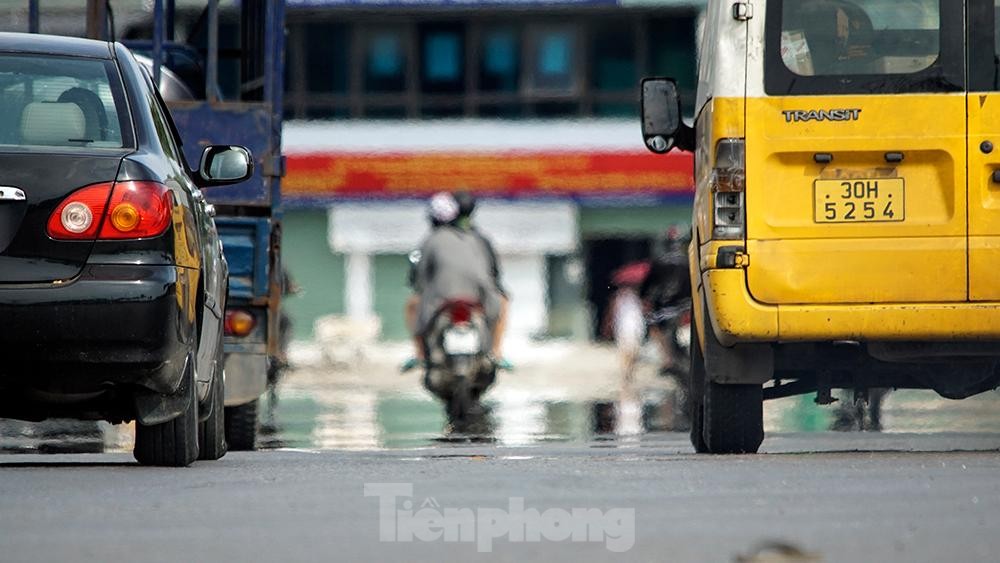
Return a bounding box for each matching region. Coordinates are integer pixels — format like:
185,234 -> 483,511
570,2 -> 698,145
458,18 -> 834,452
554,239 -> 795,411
647,298 -> 692,376
421,299 -> 496,430
647,298 -> 693,430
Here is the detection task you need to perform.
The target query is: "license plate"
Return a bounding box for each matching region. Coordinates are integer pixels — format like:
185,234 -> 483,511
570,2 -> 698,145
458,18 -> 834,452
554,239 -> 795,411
443,327 -> 480,355
814,178 -> 904,223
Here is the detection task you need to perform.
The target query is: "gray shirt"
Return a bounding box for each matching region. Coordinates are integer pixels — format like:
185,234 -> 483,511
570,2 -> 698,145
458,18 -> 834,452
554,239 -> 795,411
411,226 -> 503,335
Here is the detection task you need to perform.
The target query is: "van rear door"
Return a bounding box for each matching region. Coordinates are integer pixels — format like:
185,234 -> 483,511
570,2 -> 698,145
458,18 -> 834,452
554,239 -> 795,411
968,0 -> 1000,301
745,0 -> 967,305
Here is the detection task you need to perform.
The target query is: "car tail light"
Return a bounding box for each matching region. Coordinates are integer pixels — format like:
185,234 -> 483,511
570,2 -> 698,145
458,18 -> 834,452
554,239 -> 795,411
98,181 -> 173,239
48,181 -> 172,241
47,183 -> 114,240
225,309 -> 256,337
711,139 -> 745,240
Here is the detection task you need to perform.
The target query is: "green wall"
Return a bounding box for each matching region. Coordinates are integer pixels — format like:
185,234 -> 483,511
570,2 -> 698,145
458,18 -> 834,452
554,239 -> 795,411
579,205 -> 691,237
281,209 -> 345,340
373,254 -> 412,341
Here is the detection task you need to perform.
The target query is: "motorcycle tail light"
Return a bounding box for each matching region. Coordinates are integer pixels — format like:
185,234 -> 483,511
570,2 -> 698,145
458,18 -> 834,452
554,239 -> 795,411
225,309 -> 256,337
679,310 -> 692,326
449,303 -> 473,325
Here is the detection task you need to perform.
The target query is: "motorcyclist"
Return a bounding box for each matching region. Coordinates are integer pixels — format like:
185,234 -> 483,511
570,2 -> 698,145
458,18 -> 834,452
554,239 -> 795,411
402,191 -> 511,371
640,226 -> 692,374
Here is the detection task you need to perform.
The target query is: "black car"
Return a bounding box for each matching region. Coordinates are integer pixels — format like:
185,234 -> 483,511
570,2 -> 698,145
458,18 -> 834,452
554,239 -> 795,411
0,33 -> 251,466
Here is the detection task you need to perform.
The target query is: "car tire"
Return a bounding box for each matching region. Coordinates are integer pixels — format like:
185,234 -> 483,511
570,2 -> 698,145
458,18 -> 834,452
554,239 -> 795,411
703,380 -> 764,454
134,357 -> 199,467
225,399 -> 258,451
198,369 -> 227,460
689,311 -> 709,453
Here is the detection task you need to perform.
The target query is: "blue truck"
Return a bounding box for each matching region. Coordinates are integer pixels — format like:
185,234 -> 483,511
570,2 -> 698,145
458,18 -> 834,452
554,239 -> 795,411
140,0 -> 286,450
26,0 -> 287,449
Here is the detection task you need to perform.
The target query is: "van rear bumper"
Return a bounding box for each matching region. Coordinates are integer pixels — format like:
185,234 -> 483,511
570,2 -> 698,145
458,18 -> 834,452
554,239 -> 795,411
703,269 -> 1000,345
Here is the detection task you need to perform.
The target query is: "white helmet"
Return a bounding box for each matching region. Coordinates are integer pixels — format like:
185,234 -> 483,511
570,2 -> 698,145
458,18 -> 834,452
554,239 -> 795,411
428,192 -> 459,225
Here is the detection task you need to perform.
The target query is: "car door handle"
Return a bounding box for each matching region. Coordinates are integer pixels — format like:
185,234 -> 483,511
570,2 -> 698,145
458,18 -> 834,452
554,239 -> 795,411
993,170 -> 1000,184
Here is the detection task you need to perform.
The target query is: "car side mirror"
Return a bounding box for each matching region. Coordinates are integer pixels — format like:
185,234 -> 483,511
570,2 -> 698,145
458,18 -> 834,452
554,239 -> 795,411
640,77 -> 692,154
198,145 -> 253,186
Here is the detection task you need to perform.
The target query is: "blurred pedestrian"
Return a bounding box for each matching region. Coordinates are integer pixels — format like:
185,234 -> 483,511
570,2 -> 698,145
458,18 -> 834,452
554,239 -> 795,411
606,264 -> 649,435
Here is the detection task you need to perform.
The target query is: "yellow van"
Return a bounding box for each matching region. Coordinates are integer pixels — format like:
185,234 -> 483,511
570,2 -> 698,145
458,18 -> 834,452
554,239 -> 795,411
641,0 -> 1000,453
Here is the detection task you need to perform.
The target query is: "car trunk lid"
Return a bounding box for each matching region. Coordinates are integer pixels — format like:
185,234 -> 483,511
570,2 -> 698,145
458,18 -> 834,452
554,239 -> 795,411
0,152 -> 123,283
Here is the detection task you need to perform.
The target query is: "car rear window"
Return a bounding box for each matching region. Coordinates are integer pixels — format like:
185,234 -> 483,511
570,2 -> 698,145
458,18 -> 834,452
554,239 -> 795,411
766,0 -> 964,95
0,54 -> 131,149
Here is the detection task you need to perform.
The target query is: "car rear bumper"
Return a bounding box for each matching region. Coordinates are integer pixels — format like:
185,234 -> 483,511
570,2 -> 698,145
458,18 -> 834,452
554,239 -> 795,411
0,264 -> 198,394
703,268 -> 1000,346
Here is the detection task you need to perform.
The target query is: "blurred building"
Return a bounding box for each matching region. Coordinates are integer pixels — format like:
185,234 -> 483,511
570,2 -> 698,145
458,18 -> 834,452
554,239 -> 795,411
281,0 -> 704,342
1,0 -> 704,342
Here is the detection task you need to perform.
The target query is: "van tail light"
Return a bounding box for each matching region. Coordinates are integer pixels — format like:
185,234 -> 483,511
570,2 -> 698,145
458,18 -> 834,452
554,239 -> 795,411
48,181 -> 173,241
711,138 -> 745,240
225,309 -> 257,337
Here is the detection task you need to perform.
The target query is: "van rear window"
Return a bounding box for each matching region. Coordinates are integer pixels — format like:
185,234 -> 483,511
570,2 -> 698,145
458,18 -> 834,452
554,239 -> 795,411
765,0 -> 963,95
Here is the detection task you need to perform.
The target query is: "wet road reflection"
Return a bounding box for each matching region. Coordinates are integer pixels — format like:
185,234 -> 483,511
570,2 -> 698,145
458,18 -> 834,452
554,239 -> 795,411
3,341 -> 1000,453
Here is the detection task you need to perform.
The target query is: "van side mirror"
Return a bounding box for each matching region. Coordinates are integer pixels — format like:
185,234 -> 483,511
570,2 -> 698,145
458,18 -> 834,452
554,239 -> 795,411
198,145 -> 254,187
640,78 -> 693,154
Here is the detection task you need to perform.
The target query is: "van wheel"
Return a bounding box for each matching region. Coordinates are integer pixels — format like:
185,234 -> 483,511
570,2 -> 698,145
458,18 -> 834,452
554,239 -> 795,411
134,358 -> 199,467
703,380 -> 763,454
225,400 -> 258,451
689,313 -> 709,453
198,370 -> 227,460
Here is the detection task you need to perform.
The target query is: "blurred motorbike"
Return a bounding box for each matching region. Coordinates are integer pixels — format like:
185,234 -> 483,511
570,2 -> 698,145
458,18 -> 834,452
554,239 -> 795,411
421,299 -> 496,430
648,298 -> 693,430
648,297 -> 692,375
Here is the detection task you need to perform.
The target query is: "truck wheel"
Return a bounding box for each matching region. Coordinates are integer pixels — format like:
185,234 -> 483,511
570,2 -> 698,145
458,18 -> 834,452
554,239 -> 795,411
703,380 -> 763,454
198,370 -> 227,460
225,399 -> 258,451
134,358 -> 199,467
689,313 -> 709,453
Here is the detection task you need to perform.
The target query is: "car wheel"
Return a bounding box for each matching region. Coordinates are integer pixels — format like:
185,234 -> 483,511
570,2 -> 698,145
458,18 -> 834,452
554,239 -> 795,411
134,357 -> 199,467
689,311 -> 709,453
198,368 -> 227,460
703,380 -> 763,454
224,399 -> 258,451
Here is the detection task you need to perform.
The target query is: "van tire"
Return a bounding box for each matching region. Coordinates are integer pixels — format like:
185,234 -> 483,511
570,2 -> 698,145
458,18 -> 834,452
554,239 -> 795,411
703,380 -> 764,454
689,313 -> 709,453
134,358 -> 199,467
225,400 -> 258,451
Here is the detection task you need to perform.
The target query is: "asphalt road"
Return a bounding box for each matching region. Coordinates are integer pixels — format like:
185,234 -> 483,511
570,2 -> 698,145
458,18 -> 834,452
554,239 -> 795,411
2,432 -> 999,563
